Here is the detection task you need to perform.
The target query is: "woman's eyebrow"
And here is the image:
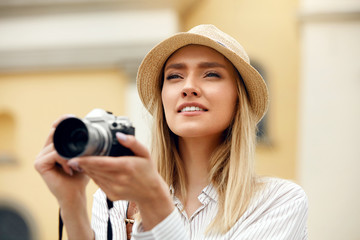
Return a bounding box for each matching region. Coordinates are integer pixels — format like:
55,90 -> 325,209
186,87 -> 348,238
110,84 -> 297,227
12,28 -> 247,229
198,62 -> 226,69
165,62 -> 226,71
165,63 -> 186,71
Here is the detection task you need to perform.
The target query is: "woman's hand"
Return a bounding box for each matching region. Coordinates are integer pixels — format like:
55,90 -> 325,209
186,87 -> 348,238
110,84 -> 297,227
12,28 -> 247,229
34,115 -> 93,239
67,132 -> 175,231
34,115 -> 90,204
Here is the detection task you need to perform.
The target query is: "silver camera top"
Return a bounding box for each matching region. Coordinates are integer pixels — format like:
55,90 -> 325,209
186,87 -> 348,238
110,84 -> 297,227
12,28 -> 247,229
84,108 -> 133,128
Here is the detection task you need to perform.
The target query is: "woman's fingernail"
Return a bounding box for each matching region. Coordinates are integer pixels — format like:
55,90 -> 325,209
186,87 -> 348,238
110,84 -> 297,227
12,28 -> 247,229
68,161 -> 78,168
68,161 -> 82,172
116,132 -> 127,141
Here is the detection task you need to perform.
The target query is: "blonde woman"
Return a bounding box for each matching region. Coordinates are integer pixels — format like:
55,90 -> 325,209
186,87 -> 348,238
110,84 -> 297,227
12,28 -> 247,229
35,24 -> 308,239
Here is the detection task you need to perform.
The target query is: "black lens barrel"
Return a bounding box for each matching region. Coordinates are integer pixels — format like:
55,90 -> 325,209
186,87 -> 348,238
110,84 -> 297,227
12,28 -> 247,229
53,118 -> 90,159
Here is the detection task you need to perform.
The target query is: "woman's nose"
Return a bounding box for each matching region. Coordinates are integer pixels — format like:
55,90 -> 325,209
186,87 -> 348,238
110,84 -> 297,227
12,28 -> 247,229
182,89 -> 199,97
182,77 -> 201,97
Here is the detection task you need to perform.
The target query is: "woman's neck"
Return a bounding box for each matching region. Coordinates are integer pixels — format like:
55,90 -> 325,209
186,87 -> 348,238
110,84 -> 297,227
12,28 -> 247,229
177,135 -> 221,217
178,135 -> 221,189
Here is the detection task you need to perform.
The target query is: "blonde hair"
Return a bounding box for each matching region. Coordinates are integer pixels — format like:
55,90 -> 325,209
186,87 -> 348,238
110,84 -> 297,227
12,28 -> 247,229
150,65 -> 261,234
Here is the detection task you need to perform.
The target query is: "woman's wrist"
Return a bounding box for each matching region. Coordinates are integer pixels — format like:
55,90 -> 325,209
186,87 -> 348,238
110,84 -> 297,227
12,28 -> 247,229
58,189 -> 86,209
59,191 -> 94,240
137,179 -> 174,231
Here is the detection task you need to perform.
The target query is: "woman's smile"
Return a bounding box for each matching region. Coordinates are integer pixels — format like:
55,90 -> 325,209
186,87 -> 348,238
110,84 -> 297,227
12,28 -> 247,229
177,103 -> 208,119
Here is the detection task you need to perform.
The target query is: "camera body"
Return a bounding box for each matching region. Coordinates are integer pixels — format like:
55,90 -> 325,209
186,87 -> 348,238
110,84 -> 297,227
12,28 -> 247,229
53,109 -> 135,159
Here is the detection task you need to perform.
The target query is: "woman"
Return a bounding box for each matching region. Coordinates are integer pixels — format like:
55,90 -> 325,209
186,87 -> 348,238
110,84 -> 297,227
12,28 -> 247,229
35,24 -> 308,239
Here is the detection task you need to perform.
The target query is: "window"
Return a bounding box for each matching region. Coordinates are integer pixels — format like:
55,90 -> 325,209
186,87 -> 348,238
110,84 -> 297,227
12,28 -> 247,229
0,207 -> 31,240
0,112 -> 16,164
251,62 -> 270,144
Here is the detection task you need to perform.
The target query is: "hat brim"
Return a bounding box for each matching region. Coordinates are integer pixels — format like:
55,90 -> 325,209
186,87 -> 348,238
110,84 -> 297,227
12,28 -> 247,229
136,32 -> 269,123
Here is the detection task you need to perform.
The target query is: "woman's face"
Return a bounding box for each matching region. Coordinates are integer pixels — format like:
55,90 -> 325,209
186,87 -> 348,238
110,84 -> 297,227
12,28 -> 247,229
161,45 -> 238,139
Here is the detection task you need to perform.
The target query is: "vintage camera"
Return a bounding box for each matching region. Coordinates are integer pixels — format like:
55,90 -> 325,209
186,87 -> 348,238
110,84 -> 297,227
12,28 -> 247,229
53,109 -> 135,159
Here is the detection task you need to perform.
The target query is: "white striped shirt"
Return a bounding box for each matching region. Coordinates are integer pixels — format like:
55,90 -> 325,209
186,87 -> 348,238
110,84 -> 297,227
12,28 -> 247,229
91,177 -> 308,239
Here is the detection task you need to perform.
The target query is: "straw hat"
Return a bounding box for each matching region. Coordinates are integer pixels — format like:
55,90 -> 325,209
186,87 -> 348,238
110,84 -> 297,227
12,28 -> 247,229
136,24 -> 269,123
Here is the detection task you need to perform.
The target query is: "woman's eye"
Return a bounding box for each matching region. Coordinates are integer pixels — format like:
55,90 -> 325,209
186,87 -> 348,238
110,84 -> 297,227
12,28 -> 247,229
205,72 -> 221,78
166,74 -> 182,80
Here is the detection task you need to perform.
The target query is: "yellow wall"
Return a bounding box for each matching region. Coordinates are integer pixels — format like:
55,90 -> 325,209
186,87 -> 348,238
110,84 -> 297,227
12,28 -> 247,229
0,69 -> 129,239
0,112 -> 16,155
182,0 -> 300,180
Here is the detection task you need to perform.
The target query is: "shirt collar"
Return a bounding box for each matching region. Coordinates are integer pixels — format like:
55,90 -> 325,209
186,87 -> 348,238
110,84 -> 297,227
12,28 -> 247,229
200,184 -> 218,203
169,184 -> 218,203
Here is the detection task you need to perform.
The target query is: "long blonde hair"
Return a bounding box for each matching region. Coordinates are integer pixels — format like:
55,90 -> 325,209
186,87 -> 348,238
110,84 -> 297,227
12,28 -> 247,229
150,66 -> 261,234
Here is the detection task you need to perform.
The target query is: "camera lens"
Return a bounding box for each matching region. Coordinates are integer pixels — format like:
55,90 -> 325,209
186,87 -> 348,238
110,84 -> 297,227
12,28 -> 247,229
67,128 -> 88,154
53,118 -> 89,158
53,117 -> 109,159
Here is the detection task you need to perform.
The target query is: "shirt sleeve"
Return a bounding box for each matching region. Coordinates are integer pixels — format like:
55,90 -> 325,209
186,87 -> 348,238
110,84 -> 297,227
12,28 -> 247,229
132,208 -> 188,240
231,179 -> 308,240
91,189 -> 110,240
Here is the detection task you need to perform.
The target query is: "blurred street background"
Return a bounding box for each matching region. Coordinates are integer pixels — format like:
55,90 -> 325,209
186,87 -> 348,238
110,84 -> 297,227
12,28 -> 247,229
0,0 -> 359,239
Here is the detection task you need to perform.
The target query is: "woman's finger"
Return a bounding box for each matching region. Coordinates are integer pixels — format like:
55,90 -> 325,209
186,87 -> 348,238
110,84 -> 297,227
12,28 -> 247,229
84,167 -> 131,185
36,142 -> 55,159
116,133 -> 150,159
53,152 -> 74,176
68,156 -> 132,173
36,149 -> 73,176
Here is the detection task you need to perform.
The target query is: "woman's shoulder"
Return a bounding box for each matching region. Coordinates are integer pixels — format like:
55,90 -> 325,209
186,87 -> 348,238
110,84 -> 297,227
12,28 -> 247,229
237,177 -> 308,230
253,177 -> 308,209
259,177 -> 306,194
232,177 -> 308,238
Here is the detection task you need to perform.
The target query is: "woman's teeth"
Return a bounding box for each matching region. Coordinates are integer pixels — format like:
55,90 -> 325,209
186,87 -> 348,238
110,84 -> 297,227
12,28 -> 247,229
181,106 -> 205,112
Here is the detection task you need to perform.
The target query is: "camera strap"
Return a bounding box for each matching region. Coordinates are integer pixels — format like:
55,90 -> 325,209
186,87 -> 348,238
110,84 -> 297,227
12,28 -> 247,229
58,199 -> 137,240
106,197 -> 114,240
58,209 -> 63,240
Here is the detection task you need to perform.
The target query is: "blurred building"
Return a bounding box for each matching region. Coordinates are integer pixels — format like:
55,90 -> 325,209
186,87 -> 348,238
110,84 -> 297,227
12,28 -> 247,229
0,0 -> 359,239
297,0 -> 360,239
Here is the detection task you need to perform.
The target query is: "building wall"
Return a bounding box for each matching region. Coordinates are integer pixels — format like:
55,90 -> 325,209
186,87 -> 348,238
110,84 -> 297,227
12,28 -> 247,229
298,0 -> 360,238
0,5 -> 180,239
0,69 -> 129,239
182,0 -> 301,180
